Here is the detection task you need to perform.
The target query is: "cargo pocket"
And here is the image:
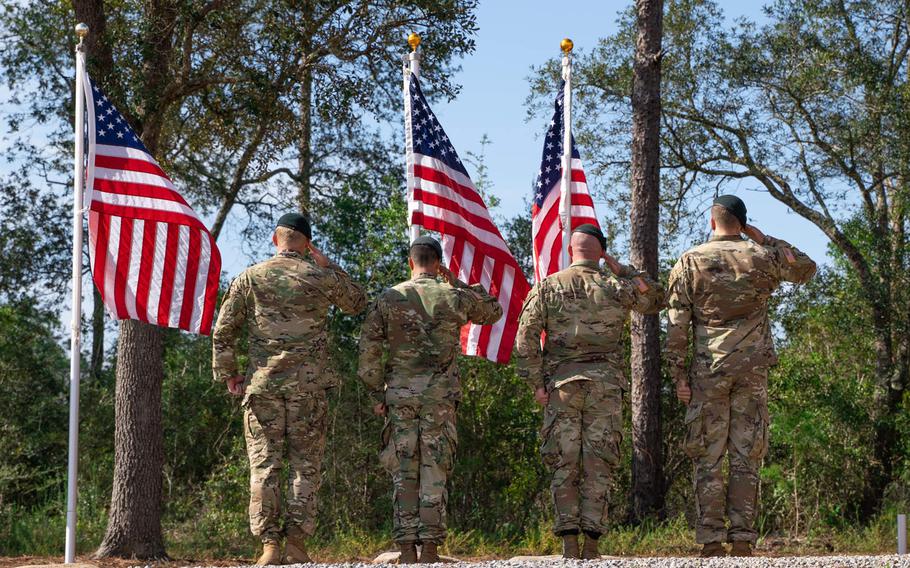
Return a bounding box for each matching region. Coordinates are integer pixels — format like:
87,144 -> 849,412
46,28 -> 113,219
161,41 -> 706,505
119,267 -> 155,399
378,419 -> 397,473
749,404 -> 770,461
683,402 -> 706,459
539,407 -> 560,470
605,411 -> 623,467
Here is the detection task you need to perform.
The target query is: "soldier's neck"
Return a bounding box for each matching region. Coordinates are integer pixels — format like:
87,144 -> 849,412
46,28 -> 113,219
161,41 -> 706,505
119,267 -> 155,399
411,267 -> 438,279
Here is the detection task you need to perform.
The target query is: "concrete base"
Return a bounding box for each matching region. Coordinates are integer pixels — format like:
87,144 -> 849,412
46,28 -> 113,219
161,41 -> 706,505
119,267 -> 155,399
372,550 -> 460,564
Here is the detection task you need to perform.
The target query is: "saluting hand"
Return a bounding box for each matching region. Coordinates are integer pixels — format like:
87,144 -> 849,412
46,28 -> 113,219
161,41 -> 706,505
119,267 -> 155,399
742,224 -> 767,245
307,241 -> 331,268
438,265 -> 457,286
603,252 -> 623,276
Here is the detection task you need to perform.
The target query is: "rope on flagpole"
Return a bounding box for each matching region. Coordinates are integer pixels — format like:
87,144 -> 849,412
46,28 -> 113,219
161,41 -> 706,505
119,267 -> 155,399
405,33 -> 422,244
558,38 -> 574,268
65,22 -> 88,565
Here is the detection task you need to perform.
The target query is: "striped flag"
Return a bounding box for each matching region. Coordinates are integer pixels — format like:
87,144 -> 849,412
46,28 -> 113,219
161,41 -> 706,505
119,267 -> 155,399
531,84 -> 598,283
405,73 -> 530,364
82,74 -> 221,335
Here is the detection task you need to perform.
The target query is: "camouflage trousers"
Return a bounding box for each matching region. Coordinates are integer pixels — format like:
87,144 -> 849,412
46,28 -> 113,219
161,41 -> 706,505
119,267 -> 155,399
380,402 -> 457,545
684,368 -> 769,544
243,389 -> 328,543
541,379 -> 623,536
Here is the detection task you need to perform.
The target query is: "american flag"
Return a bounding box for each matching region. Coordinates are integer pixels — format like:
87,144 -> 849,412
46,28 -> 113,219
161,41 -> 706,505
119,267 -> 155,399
82,74 -> 221,335
405,73 -> 530,364
531,84 -> 598,283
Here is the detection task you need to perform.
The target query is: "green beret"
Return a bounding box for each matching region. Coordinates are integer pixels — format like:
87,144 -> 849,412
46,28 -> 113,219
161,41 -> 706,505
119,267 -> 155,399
713,195 -> 748,228
410,235 -> 443,261
572,223 -> 606,251
276,212 -> 312,239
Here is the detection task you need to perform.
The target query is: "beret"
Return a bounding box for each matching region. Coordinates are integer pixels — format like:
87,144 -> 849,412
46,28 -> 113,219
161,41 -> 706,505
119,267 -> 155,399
572,223 -> 606,251
713,195 -> 748,228
276,212 -> 312,240
410,235 -> 443,261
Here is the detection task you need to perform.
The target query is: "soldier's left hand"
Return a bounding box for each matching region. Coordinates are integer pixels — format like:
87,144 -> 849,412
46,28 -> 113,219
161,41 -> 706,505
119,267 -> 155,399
675,380 -> 692,405
603,252 -> 623,276
307,241 -> 331,268
534,387 -> 549,406
226,375 -> 245,396
373,402 -> 387,417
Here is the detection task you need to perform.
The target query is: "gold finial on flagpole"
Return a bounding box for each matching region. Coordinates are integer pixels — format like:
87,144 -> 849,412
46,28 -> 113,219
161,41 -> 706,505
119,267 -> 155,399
408,33 -> 421,51
75,22 -> 89,39
561,38 -> 574,54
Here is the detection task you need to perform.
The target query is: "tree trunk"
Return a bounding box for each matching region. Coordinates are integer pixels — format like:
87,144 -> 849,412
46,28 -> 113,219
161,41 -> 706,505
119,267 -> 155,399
89,286 -> 104,378
629,0 -> 665,523
95,320 -> 167,559
297,62 -> 313,214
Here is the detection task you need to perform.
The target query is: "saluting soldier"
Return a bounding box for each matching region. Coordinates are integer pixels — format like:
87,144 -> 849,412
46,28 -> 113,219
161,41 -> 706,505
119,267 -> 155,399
212,213 -> 367,565
515,224 -> 664,559
358,236 -> 502,564
665,196 -> 816,557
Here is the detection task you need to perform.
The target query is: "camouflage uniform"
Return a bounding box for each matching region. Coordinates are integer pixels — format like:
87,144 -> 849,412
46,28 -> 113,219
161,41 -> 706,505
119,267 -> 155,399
212,250 -> 367,543
515,260 -> 664,536
358,272 -> 502,544
665,234 -> 816,545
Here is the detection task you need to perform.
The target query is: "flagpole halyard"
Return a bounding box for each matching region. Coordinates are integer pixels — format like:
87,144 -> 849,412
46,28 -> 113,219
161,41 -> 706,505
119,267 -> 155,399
406,33 -> 421,244
65,22 -> 89,565
559,38 -> 574,268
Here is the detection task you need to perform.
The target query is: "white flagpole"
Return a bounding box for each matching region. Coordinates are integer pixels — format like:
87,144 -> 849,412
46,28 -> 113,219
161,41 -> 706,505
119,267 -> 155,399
65,22 -> 89,565
558,38 -> 574,268
405,33 -> 421,244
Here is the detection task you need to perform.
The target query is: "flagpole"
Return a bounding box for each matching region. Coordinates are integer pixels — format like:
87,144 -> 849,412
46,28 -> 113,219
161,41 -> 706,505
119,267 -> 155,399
65,22 -> 89,565
405,33 -> 421,244
558,38 -> 574,268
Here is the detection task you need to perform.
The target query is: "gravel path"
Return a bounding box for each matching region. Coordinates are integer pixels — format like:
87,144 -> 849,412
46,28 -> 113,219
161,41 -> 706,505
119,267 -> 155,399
172,557 -> 910,568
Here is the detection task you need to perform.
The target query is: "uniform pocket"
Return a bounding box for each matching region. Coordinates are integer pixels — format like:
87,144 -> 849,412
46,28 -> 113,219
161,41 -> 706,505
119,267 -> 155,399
539,407 -> 560,469
683,402 -> 706,459
749,404 -> 770,461
378,419 -> 397,473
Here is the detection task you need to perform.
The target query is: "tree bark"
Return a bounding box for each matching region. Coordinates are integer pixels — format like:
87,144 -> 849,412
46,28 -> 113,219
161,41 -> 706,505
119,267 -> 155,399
629,0 -> 665,523
94,320 -> 167,559
297,61 -> 313,214
89,286 -> 104,379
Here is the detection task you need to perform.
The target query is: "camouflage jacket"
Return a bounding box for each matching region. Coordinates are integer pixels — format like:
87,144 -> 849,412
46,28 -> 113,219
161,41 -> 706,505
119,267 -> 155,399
357,272 -> 503,406
211,250 -> 367,394
665,234 -> 817,382
515,259 -> 665,392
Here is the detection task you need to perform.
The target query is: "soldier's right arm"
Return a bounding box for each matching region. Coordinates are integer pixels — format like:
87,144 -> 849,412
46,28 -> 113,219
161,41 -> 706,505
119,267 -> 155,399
211,275 -> 250,382
321,263 -> 368,315
664,258 -> 693,385
514,284 -> 546,392
357,297 -> 388,403
764,236 -> 817,285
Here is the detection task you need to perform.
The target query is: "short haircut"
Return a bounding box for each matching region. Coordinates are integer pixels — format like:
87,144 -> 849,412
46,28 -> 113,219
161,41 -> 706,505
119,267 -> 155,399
409,244 -> 440,267
275,225 -> 308,247
711,204 -> 742,231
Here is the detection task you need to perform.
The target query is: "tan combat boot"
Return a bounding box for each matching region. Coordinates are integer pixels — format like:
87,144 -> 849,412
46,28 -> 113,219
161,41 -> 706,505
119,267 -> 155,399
256,540 -> 283,566
730,541 -> 753,557
285,530 -> 313,564
561,534 -> 580,559
398,542 -> 418,564
419,542 -> 441,563
700,542 -> 727,557
581,534 -> 600,560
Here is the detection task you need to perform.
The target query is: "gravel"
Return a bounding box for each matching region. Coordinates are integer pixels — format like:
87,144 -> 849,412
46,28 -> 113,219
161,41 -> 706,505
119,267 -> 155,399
168,556 -> 910,568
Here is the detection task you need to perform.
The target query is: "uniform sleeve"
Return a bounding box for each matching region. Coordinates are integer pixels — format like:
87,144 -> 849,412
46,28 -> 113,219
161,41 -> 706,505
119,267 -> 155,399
514,284 -> 546,391
764,236 -> 817,285
357,298 -> 388,403
664,258 -> 693,384
322,263 -> 368,315
211,275 -> 249,382
614,263 -> 665,315
458,282 -> 504,325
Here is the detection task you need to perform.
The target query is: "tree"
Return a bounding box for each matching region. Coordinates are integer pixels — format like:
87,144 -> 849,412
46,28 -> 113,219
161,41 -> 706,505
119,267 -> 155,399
629,0 -> 665,522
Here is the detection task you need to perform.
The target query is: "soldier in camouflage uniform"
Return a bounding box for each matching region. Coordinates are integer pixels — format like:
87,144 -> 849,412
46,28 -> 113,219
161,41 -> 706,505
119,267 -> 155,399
666,196 -> 816,558
515,225 -> 664,559
358,235 -> 502,564
212,213 -> 367,565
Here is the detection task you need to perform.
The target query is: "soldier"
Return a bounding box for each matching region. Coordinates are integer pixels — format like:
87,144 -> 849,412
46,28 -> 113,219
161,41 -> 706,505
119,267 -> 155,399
358,236 -> 502,564
212,213 -> 367,565
515,224 -> 664,559
665,196 -> 816,558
